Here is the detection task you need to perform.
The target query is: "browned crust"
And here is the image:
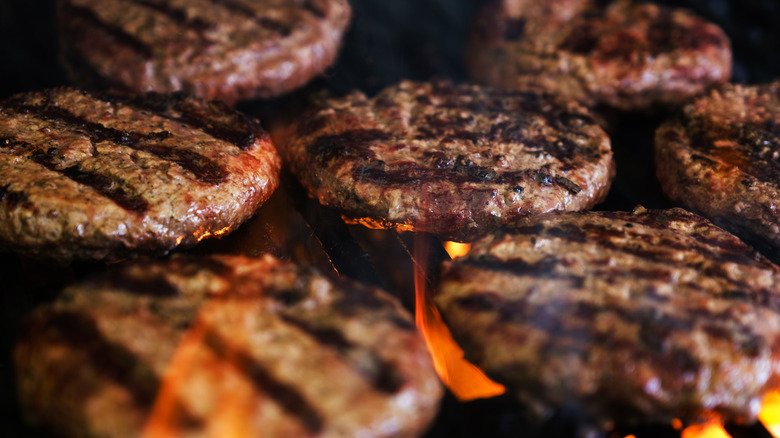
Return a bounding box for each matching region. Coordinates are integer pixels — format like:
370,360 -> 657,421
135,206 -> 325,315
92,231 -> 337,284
467,0 -> 732,110
282,80 -> 614,242
15,254 -> 442,438
56,0 -> 352,104
0,87 -> 281,261
436,207 -> 780,430
655,81 -> 780,258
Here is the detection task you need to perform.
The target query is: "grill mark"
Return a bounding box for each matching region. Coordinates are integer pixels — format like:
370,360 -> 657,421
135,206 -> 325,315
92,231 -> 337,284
308,129 -> 392,163
415,123 -> 599,164
509,213 -> 768,269
138,144 -> 228,183
556,224 -> 766,292
458,255 -> 585,287
453,290 -> 753,359
129,0 -> 212,33
279,315 -> 404,393
61,46 -> 134,92
123,95 -> 259,151
4,99 -> 168,145
28,150 -> 149,213
61,163 -> 150,212
324,275 -> 415,331
36,311 -> 161,406
584,221 -> 770,269
352,158 -> 589,189
4,101 -> 229,185
203,328 -> 324,433
60,3 -> 153,57
211,0 -> 293,35
177,100 -> 260,151
477,219 -> 780,312
303,0 -> 327,18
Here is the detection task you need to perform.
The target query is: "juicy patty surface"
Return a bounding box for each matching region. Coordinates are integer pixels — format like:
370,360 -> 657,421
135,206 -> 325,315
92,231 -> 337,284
282,79 -> 614,242
435,207 -> 780,430
467,0 -> 731,110
14,254 -> 443,438
0,87 -> 281,261
57,0 -> 352,104
656,81 -> 780,260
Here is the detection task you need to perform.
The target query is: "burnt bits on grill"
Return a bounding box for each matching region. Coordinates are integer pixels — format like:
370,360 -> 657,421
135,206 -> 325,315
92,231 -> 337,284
435,207 -> 780,433
656,80 -> 780,261
282,79 -> 614,242
0,87 -> 281,261
14,254 -> 443,438
56,0 -> 352,104
467,0 -> 732,111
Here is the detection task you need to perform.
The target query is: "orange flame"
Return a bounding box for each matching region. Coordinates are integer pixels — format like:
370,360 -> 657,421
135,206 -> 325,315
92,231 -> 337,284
196,225 -> 233,242
443,241 -> 471,259
142,313 -> 209,437
760,390 -> 780,437
413,234 -> 505,401
680,421 -> 731,438
678,389 -> 780,438
142,303 -> 261,437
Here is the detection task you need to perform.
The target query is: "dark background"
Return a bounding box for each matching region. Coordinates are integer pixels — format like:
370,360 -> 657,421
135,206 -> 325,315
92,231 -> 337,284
0,0 -> 779,437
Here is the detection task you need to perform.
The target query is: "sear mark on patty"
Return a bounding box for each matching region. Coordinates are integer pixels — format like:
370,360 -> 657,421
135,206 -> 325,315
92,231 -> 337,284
28,149 -> 149,214
60,2 -> 153,57
203,328 -> 325,434
33,311 -> 161,406
3,99 -> 230,185
142,94 -> 259,150
129,0 -> 212,33
279,314 -> 405,394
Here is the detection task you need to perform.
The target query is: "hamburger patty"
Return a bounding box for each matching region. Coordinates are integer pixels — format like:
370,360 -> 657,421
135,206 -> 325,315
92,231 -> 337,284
0,87 -> 280,261
14,254 -> 443,438
57,0 -> 352,104
282,79 -> 614,242
656,81 -> 780,260
467,0 -> 731,111
435,207 -> 780,431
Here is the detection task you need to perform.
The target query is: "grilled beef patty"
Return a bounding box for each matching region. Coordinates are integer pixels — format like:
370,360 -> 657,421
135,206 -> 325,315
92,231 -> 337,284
15,254 -> 442,438
0,87 -> 280,261
435,207 -> 780,432
282,79 -> 614,242
467,0 -> 731,111
656,81 -> 780,260
57,0 -> 352,104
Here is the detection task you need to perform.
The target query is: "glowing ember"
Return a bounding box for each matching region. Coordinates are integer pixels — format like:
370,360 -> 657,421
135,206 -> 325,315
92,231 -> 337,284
413,234 -> 505,401
443,241 -> 471,259
196,225 -> 233,242
680,420 -> 731,438
759,390 -> 780,437
342,216 -> 415,232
